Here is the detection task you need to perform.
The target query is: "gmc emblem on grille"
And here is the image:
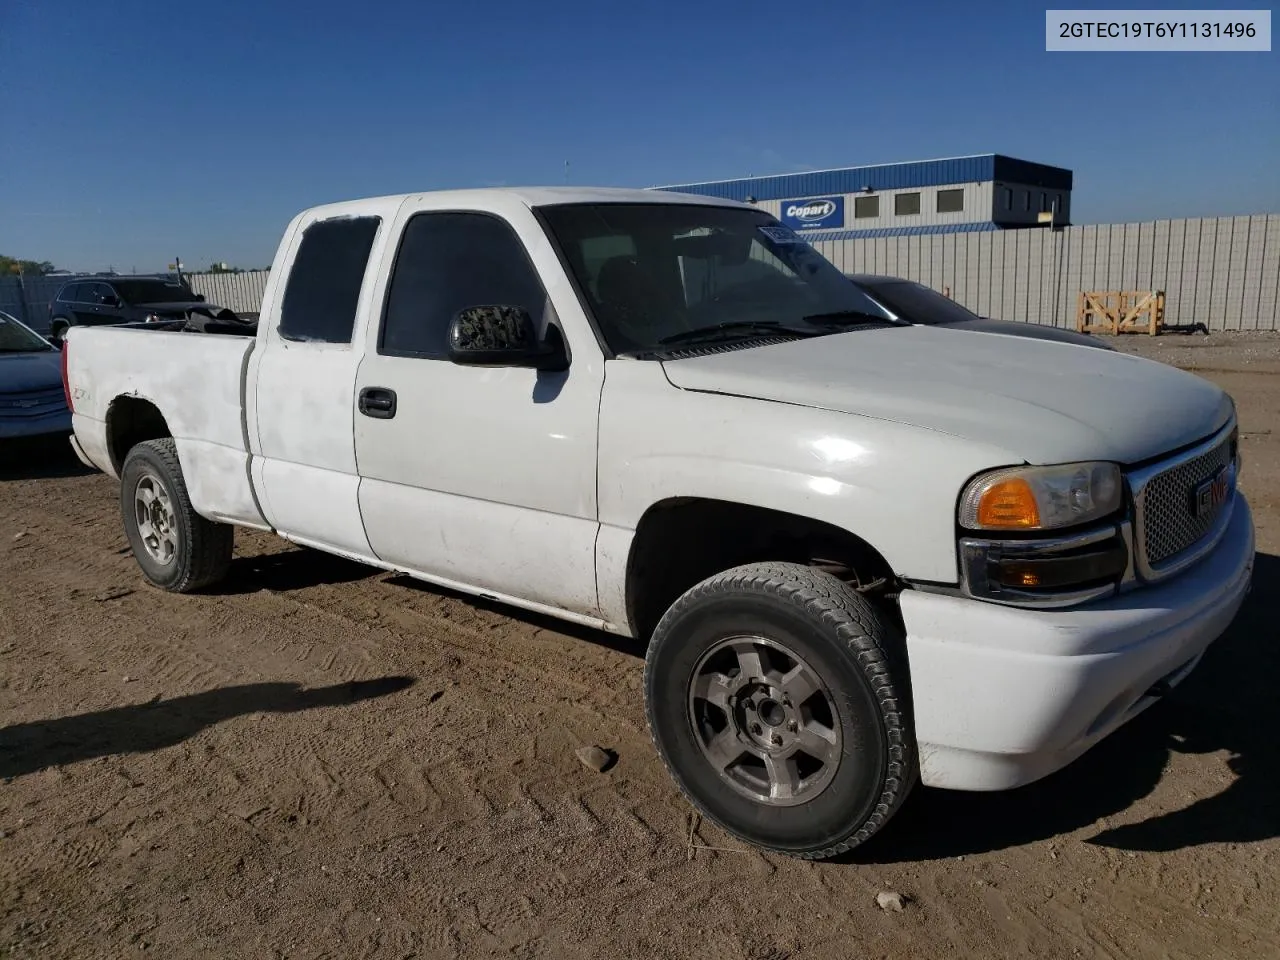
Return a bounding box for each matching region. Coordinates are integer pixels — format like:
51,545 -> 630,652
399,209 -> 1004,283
1193,465 -> 1230,518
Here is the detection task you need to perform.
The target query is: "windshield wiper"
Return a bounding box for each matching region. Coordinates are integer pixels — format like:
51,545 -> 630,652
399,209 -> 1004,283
657,320 -> 816,347
801,310 -> 902,327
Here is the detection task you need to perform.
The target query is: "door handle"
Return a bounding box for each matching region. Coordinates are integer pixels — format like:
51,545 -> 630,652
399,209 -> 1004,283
358,386 -> 397,419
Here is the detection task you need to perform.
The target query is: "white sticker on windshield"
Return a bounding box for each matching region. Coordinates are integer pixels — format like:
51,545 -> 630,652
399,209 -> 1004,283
758,224 -> 804,244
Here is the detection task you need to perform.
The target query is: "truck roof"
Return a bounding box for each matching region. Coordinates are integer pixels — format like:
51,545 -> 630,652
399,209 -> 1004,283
301,186 -> 749,219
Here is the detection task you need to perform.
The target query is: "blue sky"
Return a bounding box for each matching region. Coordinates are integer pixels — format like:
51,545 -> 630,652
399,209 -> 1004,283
2,0 -> 1276,272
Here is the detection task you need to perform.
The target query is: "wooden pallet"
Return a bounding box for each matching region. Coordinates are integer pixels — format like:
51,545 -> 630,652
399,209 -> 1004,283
1076,290 -> 1166,336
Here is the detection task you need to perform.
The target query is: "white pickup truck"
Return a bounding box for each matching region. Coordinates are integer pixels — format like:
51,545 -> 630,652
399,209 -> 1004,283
63,187 -> 1254,859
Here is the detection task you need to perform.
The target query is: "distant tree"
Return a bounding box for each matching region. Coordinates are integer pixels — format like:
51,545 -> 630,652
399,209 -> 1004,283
0,255 -> 57,276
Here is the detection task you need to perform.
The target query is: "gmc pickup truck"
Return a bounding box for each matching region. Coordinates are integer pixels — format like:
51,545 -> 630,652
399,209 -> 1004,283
63,187 -> 1254,859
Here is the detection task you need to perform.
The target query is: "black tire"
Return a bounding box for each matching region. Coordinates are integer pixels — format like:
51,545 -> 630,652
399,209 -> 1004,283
644,561 -> 916,859
119,438 -> 232,592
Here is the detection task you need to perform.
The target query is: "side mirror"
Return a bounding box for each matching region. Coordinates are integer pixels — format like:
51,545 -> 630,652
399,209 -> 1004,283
448,305 -> 567,371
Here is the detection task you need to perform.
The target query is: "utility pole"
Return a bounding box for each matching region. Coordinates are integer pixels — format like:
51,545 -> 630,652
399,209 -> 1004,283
1049,197 -> 1064,330
12,265 -> 30,326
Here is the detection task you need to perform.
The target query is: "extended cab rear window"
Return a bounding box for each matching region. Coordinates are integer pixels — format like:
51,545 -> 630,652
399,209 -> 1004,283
279,216 -> 381,343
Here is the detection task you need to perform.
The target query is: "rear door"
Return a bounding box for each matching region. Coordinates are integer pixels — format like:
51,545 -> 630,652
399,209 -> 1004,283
71,284 -> 104,326
96,283 -> 129,324
352,198 -> 604,616
52,284 -> 79,323
246,199 -> 402,557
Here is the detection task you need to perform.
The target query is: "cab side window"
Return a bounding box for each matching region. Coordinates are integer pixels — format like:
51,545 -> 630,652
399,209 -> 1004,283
279,216 -> 381,344
379,212 -> 550,360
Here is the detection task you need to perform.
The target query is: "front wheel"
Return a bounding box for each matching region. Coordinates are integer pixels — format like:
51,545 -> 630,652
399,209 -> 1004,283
644,562 -> 916,859
119,438 -> 233,592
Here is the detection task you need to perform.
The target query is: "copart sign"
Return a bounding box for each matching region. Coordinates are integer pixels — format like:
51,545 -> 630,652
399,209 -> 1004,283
779,196 -> 844,230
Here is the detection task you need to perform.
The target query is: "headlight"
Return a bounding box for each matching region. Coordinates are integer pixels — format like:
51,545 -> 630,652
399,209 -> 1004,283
959,462 -> 1123,531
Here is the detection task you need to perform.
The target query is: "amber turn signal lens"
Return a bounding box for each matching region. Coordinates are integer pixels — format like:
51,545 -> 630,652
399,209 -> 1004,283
976,477 -> 1041,528
998,564 -> 1042,587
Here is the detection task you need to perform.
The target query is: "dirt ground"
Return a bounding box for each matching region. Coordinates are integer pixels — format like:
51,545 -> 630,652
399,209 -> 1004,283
2,331 -> 1278,960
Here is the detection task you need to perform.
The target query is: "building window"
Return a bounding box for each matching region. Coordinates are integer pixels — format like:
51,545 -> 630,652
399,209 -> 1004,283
894,192 -> 921,216
854,195 -> 879,219
1021,190 -> 1031,212
1001,187 -> 1012,211
937,189 -> 964,214
1039,192 -> 1050,213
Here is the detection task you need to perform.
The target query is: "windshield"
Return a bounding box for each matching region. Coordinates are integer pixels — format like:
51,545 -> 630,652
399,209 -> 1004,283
856,279 -> 982,326
539,203 -> 896,355
113,279 -> 201,304
0,313 -> 53,352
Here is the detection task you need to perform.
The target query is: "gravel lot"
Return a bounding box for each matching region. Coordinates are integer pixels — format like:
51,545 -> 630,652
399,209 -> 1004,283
2,330 -> 1278,960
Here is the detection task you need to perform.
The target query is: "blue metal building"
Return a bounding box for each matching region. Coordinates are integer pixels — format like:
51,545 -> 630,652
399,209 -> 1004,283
649,154 -> 1073,241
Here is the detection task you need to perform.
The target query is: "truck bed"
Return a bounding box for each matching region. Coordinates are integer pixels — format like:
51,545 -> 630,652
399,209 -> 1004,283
65,325 -> 268,529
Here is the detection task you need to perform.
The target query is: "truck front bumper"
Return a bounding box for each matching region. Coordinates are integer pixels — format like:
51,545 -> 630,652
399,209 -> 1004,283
901,494 -> 1255,791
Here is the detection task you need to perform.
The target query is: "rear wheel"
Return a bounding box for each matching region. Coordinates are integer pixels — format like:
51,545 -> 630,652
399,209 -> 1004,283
644,562 -> 915,859
119,438 -> 232,592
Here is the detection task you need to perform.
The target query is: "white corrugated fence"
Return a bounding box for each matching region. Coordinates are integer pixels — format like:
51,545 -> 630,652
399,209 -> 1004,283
4,214 -> 1277,334
813,214 -> 1280,331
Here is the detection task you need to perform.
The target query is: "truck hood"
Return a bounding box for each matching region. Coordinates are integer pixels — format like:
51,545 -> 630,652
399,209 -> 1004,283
659,325 -> 1232,465
0,350 -> 62,393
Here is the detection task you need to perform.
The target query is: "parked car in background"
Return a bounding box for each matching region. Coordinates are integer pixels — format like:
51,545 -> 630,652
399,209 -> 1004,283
847,273 -> 1112,349
47,276 -> 238,344
0,310 -> 71,439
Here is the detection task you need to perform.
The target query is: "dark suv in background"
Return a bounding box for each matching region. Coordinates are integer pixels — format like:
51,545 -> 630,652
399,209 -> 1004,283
47,277 -> 209,344
845,273 -> 1111,349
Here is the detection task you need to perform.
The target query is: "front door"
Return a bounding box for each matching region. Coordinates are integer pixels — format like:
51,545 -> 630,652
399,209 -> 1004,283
353,204 -> 603,617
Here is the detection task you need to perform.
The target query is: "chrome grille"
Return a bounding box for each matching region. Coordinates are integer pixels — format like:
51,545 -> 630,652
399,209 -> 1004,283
0,387 -> 66,417
1139,433 -> 1233,568
0,387 -> 63,402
